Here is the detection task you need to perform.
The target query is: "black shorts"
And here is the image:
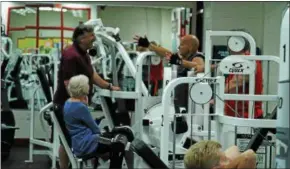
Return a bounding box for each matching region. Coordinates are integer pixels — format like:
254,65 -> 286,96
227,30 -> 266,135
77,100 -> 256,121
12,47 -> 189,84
91,143 -> 111,156
53,104 -> 72,147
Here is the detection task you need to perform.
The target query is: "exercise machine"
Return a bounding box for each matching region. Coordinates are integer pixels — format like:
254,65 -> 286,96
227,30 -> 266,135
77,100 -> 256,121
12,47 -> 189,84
25,48 -> 60,169
1,36 -> 20,161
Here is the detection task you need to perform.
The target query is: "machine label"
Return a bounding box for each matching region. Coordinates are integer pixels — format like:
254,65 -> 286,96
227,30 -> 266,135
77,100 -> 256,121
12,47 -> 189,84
237,133 -> 270,168
219,56 -> 255,75
195,78 -> 217,84
229,62 -> 244,73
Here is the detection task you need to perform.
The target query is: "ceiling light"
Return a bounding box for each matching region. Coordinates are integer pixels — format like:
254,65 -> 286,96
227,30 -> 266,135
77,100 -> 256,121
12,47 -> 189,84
53,7 -> 61,12
26,7 -> 36,14
39,7 -> 52,11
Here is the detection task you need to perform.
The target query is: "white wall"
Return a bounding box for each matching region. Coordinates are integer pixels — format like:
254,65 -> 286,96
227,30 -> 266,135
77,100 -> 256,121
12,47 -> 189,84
203,2 -> 265,48
98,6 -> 172,49
203,1 -> 288,113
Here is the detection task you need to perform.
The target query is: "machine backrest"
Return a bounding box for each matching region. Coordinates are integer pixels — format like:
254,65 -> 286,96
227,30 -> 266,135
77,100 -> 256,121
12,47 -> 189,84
49,110 -> 78,168
10,55 -> 22,79
45,64 -> 54,90
1,58 -> 9,78
36,65 -> 52,103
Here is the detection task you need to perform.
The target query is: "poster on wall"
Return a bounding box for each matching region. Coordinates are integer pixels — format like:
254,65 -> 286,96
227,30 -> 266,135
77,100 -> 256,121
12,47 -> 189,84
18,37 -> 73,54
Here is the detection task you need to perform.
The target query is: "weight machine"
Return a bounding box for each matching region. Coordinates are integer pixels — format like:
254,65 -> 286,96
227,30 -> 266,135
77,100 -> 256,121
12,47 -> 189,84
1,36 -> 20,161
91,15 -> 288,168
156,9 -> 289,167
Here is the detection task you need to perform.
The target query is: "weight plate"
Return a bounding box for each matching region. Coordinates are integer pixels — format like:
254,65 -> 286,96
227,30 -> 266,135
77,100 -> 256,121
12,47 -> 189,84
228,36 -> 245,52
190,83 -> 212,104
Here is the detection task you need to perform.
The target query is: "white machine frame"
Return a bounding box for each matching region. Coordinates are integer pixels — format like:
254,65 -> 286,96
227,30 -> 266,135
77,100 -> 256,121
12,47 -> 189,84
25,48 -> 60,168
158,30 -> 281,165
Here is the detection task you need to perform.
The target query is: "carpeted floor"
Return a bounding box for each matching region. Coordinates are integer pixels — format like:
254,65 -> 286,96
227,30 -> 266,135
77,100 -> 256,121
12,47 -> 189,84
1,146 -> 53,169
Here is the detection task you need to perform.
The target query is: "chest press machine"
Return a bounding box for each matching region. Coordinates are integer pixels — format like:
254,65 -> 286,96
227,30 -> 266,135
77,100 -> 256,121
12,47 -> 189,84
157,13 -> 288,167
91,11 -> 288,167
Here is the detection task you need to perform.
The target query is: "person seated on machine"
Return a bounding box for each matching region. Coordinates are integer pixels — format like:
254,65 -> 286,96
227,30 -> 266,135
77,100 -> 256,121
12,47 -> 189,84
63,74 -> 112,158
63,74 -> 134,162
184,140 -> 257,169
223,29 -> 263,119
136,41 -> 163,96
134,35 -> 205,110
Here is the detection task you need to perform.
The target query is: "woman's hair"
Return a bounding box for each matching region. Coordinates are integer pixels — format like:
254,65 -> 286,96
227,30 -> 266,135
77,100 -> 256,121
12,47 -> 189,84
184,140 -> 222,169
67,74 -> 90,98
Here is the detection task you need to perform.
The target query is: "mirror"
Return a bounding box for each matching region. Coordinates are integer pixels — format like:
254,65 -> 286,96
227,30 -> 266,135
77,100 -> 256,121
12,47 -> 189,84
39,6 -> 62,27
63,8 -> 89,28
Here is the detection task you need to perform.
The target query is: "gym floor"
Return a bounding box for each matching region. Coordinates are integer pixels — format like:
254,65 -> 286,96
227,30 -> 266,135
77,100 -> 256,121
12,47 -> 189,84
2,146 -> 52,169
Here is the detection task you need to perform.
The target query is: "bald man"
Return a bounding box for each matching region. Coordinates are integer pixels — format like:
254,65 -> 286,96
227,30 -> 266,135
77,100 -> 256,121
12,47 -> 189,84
134,35 -> 205,109
134,35 -> 205,74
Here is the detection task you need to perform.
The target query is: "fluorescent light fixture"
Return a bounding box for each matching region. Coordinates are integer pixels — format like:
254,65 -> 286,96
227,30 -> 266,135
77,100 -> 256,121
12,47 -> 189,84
26,7 -> 36,14
12,9 -> 25,16
39,7 -> 67,12
39,7 -> 52,11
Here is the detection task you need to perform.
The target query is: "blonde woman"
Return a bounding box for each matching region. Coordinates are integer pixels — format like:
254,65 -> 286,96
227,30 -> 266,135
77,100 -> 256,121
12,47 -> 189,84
184,140 -> 257,169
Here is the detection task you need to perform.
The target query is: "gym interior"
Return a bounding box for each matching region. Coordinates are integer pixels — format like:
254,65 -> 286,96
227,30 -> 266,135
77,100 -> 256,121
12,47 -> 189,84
1,1 -> 289,169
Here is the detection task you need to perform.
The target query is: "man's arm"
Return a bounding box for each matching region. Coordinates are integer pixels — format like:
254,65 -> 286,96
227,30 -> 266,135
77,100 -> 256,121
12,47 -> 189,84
181,57 -> 205,73
148,43 -> 172,58
225,75 -> 249,93
92,71 -> 111,89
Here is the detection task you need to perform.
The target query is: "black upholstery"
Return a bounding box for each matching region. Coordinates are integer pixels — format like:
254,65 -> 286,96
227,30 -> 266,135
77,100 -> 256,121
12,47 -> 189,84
36,65 -> 52,103
8,56 -> 28,109
245,106 -> 277,152
45,65 -> 54,89
1,58 -> 9,77
131,139 -> 169,169
103,97 -> 131,126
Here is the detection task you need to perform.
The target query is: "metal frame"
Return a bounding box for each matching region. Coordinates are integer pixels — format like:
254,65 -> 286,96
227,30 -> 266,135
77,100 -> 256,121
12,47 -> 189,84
25,94 -> 57,169
1,36 -> 13,57
204,30 -> 257,118
158,30 -> 281,165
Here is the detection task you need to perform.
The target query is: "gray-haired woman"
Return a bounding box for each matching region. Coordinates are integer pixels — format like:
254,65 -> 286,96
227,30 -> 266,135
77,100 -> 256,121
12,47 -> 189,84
63,74 -> 109,157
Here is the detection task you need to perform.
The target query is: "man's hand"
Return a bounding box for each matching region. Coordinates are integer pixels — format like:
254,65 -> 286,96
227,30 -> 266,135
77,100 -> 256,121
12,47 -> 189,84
111,86 -> 121,91
165,52 -> 182,65
133,35 -> 150,48
209,99 -> 214,105
165,52 -> 204,73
